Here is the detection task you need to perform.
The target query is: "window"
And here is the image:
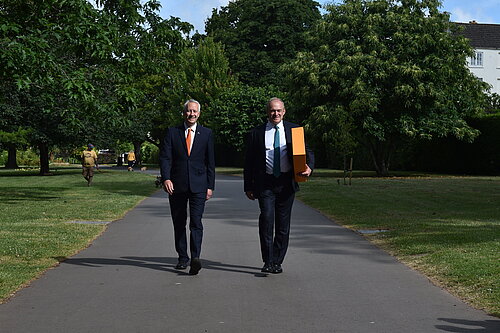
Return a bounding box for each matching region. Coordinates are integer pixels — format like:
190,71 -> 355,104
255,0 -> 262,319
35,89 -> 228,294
470,51 -> 483,66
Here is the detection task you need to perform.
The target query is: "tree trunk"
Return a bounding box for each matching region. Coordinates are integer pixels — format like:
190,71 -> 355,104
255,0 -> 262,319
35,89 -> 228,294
133,141 -> 143,167
372,155 -> 390,177
368,140 -> 393,177
5,145 -> 19,169
39,142 -> 51,175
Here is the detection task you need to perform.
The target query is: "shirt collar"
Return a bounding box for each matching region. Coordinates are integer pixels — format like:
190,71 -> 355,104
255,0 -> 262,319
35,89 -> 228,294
266,121 -> 283,130
184,122 -> 197,132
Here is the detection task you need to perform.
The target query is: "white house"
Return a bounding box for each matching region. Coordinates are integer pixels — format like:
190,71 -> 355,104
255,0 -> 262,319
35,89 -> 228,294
456,22 -> 500,95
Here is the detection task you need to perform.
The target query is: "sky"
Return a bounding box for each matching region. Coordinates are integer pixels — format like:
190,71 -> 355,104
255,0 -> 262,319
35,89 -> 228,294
157,0 -> 500,34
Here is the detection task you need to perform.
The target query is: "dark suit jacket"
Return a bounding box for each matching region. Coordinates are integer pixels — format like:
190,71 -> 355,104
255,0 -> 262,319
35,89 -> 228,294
244,120 -> 314,197
159,123 -> 215,193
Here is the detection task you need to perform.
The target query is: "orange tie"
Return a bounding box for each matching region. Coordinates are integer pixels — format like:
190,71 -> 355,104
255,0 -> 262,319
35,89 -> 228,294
186,129 -> 192,156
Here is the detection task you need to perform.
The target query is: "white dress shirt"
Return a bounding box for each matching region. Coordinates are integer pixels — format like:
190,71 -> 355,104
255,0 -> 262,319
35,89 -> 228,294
265,121 -> 291,175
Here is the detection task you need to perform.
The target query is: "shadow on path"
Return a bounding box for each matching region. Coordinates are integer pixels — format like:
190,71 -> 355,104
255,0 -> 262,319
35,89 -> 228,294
436,318 -> 500,332
56,256 -> 266,277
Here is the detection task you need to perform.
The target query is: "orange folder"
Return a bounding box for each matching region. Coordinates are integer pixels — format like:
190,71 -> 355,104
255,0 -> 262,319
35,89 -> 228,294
291,127 -> 307,182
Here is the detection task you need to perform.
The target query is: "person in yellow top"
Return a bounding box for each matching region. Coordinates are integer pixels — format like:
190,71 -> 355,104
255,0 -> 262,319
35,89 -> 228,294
127,150 -> 136,171
82,144 -> 98,186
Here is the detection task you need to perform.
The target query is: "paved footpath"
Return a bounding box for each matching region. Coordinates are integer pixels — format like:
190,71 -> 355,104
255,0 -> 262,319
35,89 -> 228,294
1,174 -> 499,332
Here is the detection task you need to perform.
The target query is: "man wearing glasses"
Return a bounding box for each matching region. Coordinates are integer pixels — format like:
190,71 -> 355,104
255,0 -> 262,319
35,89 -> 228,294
244,97 -> 314,274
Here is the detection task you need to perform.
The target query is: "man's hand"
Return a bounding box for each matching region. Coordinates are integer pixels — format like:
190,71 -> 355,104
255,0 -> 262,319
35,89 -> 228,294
245,191 -> 255,200
299,164 -> 312,177
206,189 -> 213,200
163,180 -> 174,195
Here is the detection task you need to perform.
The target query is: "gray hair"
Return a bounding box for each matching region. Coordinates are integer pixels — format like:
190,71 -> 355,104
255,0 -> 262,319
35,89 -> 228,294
184,99 -> 201,112
266,97 -> 285,111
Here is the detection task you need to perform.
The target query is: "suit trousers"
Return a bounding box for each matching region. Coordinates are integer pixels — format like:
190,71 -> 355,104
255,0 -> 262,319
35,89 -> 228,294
168,191 -> 206,263
257,172 -> 295,265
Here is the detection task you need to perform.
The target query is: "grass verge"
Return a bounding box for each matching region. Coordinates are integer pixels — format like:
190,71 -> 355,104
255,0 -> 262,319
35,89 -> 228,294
0,168 -> 157,302
295,171 -> 499,317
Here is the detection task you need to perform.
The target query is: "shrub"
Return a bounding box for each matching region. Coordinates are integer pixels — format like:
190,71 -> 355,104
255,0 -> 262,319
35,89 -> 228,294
141,142 -> 159,164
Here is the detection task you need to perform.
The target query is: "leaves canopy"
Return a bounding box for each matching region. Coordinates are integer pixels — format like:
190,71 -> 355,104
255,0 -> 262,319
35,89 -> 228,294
205,0 -> 321,86
0,0 -> 193,171
207,84 -> 282,152
96,0 -> 192,150
0,0 -> 122,153
156,37 -> 238,137
282,0 -> 488,175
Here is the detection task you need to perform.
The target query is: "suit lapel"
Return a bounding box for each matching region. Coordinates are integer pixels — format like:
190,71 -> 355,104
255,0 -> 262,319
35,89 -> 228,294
283,121 -> 294,162
284,121 -> 292,144
176,124 -> 188,155
257,123 -> 266,152
191,125 -> 202,155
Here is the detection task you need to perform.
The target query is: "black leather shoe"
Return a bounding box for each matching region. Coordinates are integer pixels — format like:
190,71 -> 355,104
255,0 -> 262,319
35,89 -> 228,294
272,263 -> 283,274
189,258 -> 202,275
261,263 -> 274,273
175,262 -> 188,270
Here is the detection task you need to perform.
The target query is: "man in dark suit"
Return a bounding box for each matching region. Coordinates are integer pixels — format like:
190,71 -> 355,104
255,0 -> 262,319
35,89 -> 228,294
160,99 -> 215,275
244,97 -> 314,274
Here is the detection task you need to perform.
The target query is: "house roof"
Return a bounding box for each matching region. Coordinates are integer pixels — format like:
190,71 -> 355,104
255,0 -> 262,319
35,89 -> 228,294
455,22 -> 500,49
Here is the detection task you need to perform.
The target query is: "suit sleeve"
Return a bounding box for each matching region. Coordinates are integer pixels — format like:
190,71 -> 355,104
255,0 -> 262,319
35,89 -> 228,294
206,129 -> 216,190
305,141 -> 315,172
159,128 -> 172,181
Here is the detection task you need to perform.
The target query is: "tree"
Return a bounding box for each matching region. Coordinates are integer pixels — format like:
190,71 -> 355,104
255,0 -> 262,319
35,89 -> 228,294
1,0 -> 123,174
205,0 -> 321,87
0,81 -> 28,168
172,38 -> 237,110
1,0 -> 191,172
154,37 -> 238,141
282,0 -> 488,176
97,0 -> 192,165
207,84 -> 283,152
0,128 -> 30,169
486,93 -> 500,113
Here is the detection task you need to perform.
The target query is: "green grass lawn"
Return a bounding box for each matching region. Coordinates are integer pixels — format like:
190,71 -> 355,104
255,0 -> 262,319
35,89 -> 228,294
0,168 -> 157,302
295,172 -> 500,316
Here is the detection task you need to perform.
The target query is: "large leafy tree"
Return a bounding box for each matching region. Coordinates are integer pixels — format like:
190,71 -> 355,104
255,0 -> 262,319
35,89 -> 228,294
0,0 -> 190,171
155,37 -> 238,140
282,0 -> 488,176
0,0 -> 122,174
97,0 -> 192,165
205,0 -> 321,87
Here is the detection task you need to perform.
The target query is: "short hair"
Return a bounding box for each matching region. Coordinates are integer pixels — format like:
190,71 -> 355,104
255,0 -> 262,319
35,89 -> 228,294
266,97 -> 285,111
184,99 -> 201,112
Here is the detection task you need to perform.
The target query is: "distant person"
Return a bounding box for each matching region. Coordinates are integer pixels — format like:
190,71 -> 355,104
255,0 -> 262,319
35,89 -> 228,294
244,97 -> 314,274
82,144 -> 98,186
127,150 -> 136,171
159,99 -> 215,275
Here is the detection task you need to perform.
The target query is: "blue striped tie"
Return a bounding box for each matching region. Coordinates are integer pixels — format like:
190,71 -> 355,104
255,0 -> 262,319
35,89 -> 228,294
273,125 -> 281,177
